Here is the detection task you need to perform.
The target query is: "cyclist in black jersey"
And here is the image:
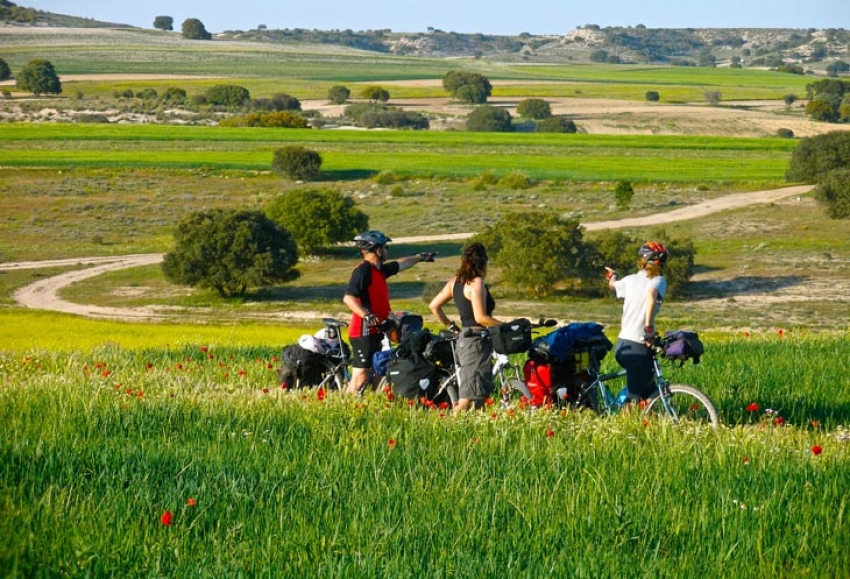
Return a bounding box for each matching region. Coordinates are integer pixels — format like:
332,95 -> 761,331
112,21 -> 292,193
429,243 -> 503,410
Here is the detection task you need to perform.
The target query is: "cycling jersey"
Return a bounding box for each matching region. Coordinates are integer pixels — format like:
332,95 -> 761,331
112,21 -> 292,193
345,260 -> 400,338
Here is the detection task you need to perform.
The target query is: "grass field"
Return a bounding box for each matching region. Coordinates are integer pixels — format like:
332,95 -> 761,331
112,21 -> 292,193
1,335 -> 848,578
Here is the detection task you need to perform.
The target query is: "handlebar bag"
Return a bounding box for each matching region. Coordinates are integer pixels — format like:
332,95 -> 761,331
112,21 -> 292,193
663,330 -> 704,364
490,318 -> 533,355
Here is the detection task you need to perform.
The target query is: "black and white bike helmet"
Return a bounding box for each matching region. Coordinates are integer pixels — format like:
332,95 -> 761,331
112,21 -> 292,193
638,241 -> 668,265
354,230 -> 392,251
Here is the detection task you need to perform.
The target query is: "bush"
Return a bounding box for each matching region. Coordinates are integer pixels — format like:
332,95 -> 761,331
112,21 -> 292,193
162,209 -> 299,297
776,128 -> 795,139
645,90 -> 660,102
181,18 -> 211,40
470,211 -> 585,298
806,98 -> 840,122
516,98 -> 551,119
614,181 -> 634,210
271,146 -> 322,181
499,172 -> 533,190
221,111 -> 308,128
787,131 -> 850,183
466,105 -> 512,132
360,85 -> 389,102
15,59 -> 61,96
535,116 -> 577,133
813,168 -> 850,219
205,85 -> 250,109
0,58 -> 11,82
327,85 -> 350,104
359,108 -> 429,130
265,188 -> 369,254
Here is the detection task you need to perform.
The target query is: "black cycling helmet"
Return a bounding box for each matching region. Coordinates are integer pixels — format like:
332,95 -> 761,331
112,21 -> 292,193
638,241 -> 668,265
354,230 -> 392,251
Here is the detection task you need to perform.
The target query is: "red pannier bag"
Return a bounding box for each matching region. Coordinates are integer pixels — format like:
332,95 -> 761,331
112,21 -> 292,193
523,359 -> 556,407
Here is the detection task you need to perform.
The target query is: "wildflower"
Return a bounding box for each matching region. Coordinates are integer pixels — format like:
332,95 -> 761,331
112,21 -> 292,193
810,420 -> 820,429
743,331 -> 750,338
490,412 -> 498,420
317,388 -> 326,401
746,402 -> 759,413
280,382 -> 290,390
743,456 -> 750,465
388,439 -> 397,449
262,388 -> 269,394
160,510 -> 172,526
439,401 -> 450,410
485,397 -> 495,406
386,392 -> 394,402
642,419 -> 649,427
774,417 -> 785,426
777,328 -> 784,338
201,346 -> 208,353
145,362 -> 154,370
546,429 -> 555,438
811,444 -> 823,455
186,498 -> 196,507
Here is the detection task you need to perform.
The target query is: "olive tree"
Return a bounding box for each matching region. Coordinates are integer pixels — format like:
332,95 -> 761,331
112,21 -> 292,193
266,188 -> 369,254
153,16 -> 173,31
786,131 -> 850,183
205,84 -> 250,108
359,85 -> 389,102
442,71 -> 492,104
16,59 -> 61,96
162,209 -> 299,297
181,18 -> 212,40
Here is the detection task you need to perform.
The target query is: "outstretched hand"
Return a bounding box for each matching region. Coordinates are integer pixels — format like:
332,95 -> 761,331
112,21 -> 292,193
418,252 -> 438,263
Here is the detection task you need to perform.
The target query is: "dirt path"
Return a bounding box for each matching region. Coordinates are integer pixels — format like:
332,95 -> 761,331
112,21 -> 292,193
0,185 -> 812,320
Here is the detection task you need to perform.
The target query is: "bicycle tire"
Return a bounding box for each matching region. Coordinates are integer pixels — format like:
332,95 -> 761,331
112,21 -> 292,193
643,383 -> 719,428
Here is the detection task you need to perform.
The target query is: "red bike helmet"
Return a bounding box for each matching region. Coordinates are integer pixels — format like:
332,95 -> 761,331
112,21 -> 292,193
638,241 -> 668,265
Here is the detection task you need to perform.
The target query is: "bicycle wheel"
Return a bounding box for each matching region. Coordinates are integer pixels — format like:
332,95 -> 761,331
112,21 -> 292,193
643,383 -> 719,428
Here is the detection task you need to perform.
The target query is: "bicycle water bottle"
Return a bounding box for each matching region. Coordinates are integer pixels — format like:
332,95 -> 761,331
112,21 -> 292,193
615,387 -> 630,406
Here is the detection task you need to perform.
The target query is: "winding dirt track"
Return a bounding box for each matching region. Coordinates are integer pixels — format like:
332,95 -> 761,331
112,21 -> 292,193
1,185 -> 812,321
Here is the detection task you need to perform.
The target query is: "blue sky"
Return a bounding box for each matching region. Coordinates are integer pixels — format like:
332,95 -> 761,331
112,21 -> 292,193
22,0 -> 850,35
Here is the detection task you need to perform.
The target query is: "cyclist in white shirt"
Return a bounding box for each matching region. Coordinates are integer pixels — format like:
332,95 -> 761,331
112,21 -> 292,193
605,241 -> 668,401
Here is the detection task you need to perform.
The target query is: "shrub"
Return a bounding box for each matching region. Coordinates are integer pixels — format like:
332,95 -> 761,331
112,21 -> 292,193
813,168 -> 850,219
645,90 -> 660,102
806,98 -> 840,122
466,105 -> 512,132
15,59 -> 61,96
359,108 -> 429,129
442,71 -> 492,104
516,98 -> 551,119
162,209 -> 299,297
205,85 -> 250,109
181,18 -> 211,40
360,85 -> 389,102
499,172 -> 533,190
0,58 -> 11,82
271,146 -> 322,181
221,111 -> 308,128
787,131 -> 850,183
535,116 -> 577,133
266,188 -> 369,254
776,128 -> 795,139
327,85 -> 350,104
614,181 -> 634,210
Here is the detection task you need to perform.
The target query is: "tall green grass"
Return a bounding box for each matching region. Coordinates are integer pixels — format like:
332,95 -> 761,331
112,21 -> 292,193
1,334 -> 847,578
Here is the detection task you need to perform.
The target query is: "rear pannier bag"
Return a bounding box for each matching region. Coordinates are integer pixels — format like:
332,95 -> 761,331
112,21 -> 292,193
663,330 -> 704,364
386,310 -> 424,344
278,343 -> 324,388
529,322 -> 612,368
387,352 -> 440,400
490,318 -> 533,355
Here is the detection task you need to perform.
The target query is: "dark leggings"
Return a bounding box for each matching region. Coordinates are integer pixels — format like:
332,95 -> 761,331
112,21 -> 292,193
614,338 -> 655,399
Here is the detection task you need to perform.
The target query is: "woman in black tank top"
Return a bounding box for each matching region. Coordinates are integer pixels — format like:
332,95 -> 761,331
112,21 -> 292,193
429,243 -> 502,411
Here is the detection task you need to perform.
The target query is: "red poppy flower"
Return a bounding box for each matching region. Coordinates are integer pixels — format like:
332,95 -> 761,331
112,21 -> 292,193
186,498 -> 196,507
145,362 -> 154,370
386,392 -> 395,401
160,510 -> 172,526
774,417 -> 785,426
743,331 -> 750,338
439,401 -> 450,410
746,402 -> 760,413
811,444 -> 823,455
388,439 -> 397,448
546,429 -> 554,438
262,388 -> 269,394
485,398 -> 494,406
743,456 -> 750,465
317,388 -> 326,401
280,382 -> 290,390
777,328 -> 784,338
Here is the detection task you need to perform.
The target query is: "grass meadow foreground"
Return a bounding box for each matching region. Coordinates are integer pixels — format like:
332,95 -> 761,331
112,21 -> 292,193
1,332 -> 848,578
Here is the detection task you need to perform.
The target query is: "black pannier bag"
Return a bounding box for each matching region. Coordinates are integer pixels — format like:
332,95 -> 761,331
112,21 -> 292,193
386,351 -> 440,400
277,343 -> 324,388
386,310 -> 424,344
423,333 -> 456,368
663,330 -> 704,365
489,318 -> 533,355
